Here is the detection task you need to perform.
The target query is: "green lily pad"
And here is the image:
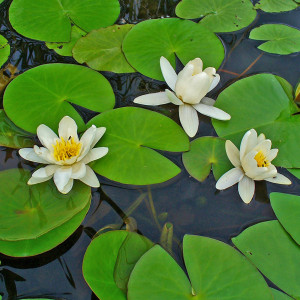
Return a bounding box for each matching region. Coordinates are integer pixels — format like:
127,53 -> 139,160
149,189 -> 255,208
182,137 -> 232,182
122,18 -> 224,81
73,24 -> 135,73
128,235 -> 272,299
46,25 -> 86,57
249,24 -> 300,55
271,288 -> 295,300
0,35 -> 10,67
9,0 -> 120,42
3,63 -> 115,134
270,193 -> 300,245
175,0 -> 257,33
254,0 -> 299,13
0,168 -> 90,241
212,74 -> 300,168
87,107 -> 190,185
83,230 -> 153,300
288,168 -> 300,179
0,109 -> 34,148
232,221 -> 300,299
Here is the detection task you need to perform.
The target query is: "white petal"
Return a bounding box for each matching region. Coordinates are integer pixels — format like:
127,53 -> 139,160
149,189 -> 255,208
28,175 -> 53,185
19,148 -> 49,164
78,126 -> 97,160
179,104 -> 199,137
240,129 -> 258,161
208,74 -> 220,92
265,173 -> 291,185
60,179 -> 74,194
160,56 -> 178,91
216,167 -> 244,190
32,165 -> 59,178
192,103 -> 231,120
90,127 -> 106,149
134,92 -> 170,106
253,164 -> 277,181
266,148 -> 278,162
165,89 -> 183,105
200,97 -> 216,106
257,133 -> 266,143
58,116 -> 79,142
80,165 -> 100,188
81,147 -> 109,164
188,58 -> 203,74
37,124 -> 58,150
253,139 -> 272,155
53,167 -> 73,193
71,162 -> 86,179
33,146 -> 56,164
203,67 -> 216,77
225,140 -> 241,168
238,176 -> 255,204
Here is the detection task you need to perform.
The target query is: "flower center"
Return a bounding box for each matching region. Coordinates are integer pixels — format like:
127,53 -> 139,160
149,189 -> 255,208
53,137 -> 81,162
254,151 -> 270,168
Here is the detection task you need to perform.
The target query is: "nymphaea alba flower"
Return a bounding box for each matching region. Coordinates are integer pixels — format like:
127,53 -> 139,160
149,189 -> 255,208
19,116 -> 108,194
216,129 -> 291,204
134,56 -> 231,137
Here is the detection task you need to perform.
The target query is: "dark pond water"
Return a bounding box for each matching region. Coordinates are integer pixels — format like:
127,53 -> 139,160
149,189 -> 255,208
0,0 -> 300,299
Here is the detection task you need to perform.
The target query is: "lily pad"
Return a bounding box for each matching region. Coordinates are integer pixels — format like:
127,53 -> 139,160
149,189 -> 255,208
128,235 -> 272,299
0,34 -> 10,67
182,137 -> 232,182
175,0 -> 257,33
9,0 -> 120,42
271,289 -> 294,300
249,24 -> 300,55
270,192 -> 300,245
46,25 -> 86,57
0,168 -> 91,241
3,63 -> 115,133
0,109 -> 34,148
288,168 -> 300,179
83,230 -> 153,300
232,220 -> 300,299
87,107 -> 190,185
212,74 -> 300,168
254,0 -> 299,13
73,24 -> 135,73
122,18 -> 224,81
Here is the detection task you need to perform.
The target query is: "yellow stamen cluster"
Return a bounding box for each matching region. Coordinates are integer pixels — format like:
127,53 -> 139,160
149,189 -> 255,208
254,151 -> 270,168
53,137 -> 81,162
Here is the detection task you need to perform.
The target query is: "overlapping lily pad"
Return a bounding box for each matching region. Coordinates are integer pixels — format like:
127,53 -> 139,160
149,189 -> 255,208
122,18 -> 224,81
9,0 -> 120,42
83,230 -> 153,300
213,74 -> 300,168
87,107 -> 190,185
4,63 -> 115,133
271,289 -> 294,300
182,137 -> 232,182
0,34 -> 10,67
73,25 -> 135,73
288,168 -> 300,179
249,24 -> 300,55
254,0 -> 299,13
175,0 -> 257,33
128,235 -> 272,299
233,221 -> 300,299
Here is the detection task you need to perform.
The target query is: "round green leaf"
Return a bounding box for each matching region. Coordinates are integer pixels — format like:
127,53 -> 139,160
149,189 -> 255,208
175,0 -> 257,33
87,107 -> 190,185
270,192 -> 300,245
4,63 -> 115,133
73,24 -> 135,73
122,18 -> 224,81
83,230 -> 153,300
0,168 -> 91,241
232,221 -> 300,299
0,35 -> 10,67
254,0 -> 299,13
249,24 -> 300,55
212,74 -> 300,168
288,168 -> 300,179
271,288 -> 294,300
9,0 -> 120,42
182,137 -> 232,182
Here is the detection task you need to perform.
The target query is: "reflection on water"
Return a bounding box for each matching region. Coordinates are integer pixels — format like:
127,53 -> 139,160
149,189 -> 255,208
0,0 -> 300,298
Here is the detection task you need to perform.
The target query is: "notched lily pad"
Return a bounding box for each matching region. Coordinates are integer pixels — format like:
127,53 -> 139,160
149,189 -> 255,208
0,34 -> 10,67
271,288 -> 294,300
254,0 -> 299,13
73,24 -> 135,73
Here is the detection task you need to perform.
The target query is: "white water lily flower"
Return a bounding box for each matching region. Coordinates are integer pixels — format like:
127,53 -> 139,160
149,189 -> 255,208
134,56 -> 231,137
216,129 -> 291,204
19,116 -> 108,194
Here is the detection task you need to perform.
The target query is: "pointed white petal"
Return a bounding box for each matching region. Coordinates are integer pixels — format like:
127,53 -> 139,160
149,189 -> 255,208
58,116 -> 79,142
225,140 -> 241,167
19,148 -> 49,164
216,167 -> 244,190
71,162 -> 86,179
82,147 -> 109,164
266,148 -> 278,162
90,127 -> 106,149
192,103 -> 231,120
160,57 -> 178,91
203,67 -> 216,77
53,167 -> 73,193
253,139 -> 272,155
240,129 -> 258,160
257,133 -> 266,143
253,165 -> 277,181
78,126 -> 97,160
238,176 -> 255,204
37,124 -> 58,150
80,165 -> 100,188
189,58 -> 203,74
200,97 -> 216,106
265,173 -> 291,185
165,89 -> 183,105
208,74 -> 220,92
33,146 -> 56,164
134,92 -> 170,106
179,104 -> 199,137
60,179 -> 74,194
28,175 -> 53,185
32,165 -> 59,178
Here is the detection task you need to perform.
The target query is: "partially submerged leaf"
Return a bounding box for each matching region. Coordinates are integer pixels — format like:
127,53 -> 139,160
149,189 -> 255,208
254,0 -> 299,13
